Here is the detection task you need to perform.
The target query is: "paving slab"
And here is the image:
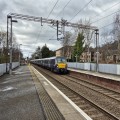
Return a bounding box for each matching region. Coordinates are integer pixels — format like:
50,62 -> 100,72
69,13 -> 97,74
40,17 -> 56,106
0,66 -> 45,120
31,66 -> 92,120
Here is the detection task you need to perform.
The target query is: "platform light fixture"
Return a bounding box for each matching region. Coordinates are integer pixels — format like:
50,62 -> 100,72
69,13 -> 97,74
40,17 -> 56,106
9,16 -> 18,75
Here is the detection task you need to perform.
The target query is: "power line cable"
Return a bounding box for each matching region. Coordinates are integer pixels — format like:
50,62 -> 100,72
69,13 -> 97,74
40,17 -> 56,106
49,0 -> 72,40
49,0 -> 93,41
90,1 -> 120,20
35,0 -> 60,45
67,6 -> 120,32
49,0 -> 93,40
40,0 -> 60,43
69,0 -> 93,22
99,22 -> 115,29
47,0 -> 60,19
91,9 -> 120,24
68,2 -> 120,32
49,3 -> 120,43
56,0 -> 72,18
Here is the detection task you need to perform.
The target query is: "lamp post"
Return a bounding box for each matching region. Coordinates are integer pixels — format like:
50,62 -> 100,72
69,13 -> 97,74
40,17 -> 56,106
6,15 -> 11,73
95,29 -> 99,72
19,44 -> 22,66
9,16 -> 18,75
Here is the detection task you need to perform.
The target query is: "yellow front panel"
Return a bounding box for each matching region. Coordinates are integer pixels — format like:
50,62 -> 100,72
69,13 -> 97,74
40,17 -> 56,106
58,63 -> 66,68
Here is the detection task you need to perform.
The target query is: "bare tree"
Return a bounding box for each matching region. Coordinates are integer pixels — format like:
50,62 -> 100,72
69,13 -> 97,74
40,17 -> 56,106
61,31 -> 73,58
74,19 -> 94,53
101,30 -> 112,63
0,30 -> 7,47
61,31 -> 72,46
112,13 -> 120,62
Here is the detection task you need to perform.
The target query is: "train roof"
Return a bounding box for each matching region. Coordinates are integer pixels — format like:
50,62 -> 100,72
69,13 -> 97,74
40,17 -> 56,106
31,56 -> 65,62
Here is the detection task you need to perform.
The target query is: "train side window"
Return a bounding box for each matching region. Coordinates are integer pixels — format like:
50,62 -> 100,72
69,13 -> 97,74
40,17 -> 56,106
50,59 -> 55,64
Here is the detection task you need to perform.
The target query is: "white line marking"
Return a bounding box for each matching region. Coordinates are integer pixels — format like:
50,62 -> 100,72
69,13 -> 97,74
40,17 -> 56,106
43,81 -> 49,85
0,87 -> 17,92
32,66 -> 93,120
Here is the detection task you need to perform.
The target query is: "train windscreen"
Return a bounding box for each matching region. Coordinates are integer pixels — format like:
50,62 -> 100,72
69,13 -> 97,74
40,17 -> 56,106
56,57 -> 66,63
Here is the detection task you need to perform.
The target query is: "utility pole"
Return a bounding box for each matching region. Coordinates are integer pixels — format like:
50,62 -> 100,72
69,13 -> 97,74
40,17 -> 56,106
6,15 -> 10,73
61,19 -> 66,57
9,17 -> 12,75
95,29 -> 99,72
8,16 -> 18,75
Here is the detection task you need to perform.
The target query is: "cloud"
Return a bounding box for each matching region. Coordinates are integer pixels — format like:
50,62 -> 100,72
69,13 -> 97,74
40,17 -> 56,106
0,0 -> 119,58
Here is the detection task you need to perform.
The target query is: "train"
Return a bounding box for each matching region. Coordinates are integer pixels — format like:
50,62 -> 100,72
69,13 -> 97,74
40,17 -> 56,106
30,56 -> 68,73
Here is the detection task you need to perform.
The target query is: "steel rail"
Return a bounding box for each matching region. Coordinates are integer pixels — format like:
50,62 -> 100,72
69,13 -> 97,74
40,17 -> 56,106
33,64 -> 119,120
62,75 -> 120,103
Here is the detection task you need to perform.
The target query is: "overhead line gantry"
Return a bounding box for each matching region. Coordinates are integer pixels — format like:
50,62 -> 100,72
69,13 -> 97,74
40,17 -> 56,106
6,13 -> 99,73
8,13 -> 98,33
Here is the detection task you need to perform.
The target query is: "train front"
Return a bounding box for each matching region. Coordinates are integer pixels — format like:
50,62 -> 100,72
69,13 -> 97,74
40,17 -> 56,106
55,57 -> 68,73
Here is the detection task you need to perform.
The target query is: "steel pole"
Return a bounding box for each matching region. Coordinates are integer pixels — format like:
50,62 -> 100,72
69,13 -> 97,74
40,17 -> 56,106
9,17 -> 12,75
95,29 -> 99,72
6,16 -> 9,73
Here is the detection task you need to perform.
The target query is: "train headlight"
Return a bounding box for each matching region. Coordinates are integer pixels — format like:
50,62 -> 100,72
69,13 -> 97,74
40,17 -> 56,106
55,64 -> 58,68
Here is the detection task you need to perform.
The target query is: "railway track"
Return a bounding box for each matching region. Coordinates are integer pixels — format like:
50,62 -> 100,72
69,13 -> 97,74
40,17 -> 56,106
33,65 -> 120,120
62,75 -> 120,102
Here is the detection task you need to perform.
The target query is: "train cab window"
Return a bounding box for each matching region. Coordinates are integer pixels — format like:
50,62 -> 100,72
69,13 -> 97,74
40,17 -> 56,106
57,57 -> 66,63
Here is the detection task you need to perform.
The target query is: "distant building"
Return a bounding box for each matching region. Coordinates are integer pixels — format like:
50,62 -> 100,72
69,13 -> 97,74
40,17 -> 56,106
106,50 -> 120,63
55,46 -> 74,60
55,44 -> 120,63
80,50 -> 103,63
80,52 -> 91,62
55,46 -> 104,63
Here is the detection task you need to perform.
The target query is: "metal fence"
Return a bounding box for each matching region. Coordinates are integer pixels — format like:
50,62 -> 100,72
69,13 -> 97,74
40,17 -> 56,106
67,62 -> 120,75
0,62 -> 19,76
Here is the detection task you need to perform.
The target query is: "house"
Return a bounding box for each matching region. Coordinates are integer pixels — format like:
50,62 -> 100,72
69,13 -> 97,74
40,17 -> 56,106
80,50 -> 103,63
55,46 -> 74,60
105,50 -> 120,63
55,46 -> 104,62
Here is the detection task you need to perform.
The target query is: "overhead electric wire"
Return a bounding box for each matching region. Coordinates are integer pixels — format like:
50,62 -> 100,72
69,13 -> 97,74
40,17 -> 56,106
99,22 -> 115,29
35,0 -> 60,44
47,0 -> 60,19
91,9 -> 120,24
56,0 -> 72,18
50,0 -> 93,40
61,9 -> 120,40
49,1 -> 120,41
69,0 -> 93,22
56,4 -> 120,38
90,1 -> 120,20
48,0 -> 71,39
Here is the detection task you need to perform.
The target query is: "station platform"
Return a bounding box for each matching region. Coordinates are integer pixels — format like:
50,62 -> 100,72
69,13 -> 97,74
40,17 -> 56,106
0,65 -> 91,120
68,68 -> 120,82
68,68 -> 120,92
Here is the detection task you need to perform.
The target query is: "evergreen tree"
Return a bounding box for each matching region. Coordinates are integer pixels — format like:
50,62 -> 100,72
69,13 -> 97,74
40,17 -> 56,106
73,32 -> 85,61
41,44 -> 50,58
35,46 -> 41,59
49,50 -> 55,57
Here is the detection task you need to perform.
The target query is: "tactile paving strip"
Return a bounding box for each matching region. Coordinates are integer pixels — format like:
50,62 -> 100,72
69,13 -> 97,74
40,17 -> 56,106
30,67 -> 65,120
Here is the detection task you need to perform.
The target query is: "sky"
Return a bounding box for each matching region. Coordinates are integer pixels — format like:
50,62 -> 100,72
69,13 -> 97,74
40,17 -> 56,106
0,0 -> 120,57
